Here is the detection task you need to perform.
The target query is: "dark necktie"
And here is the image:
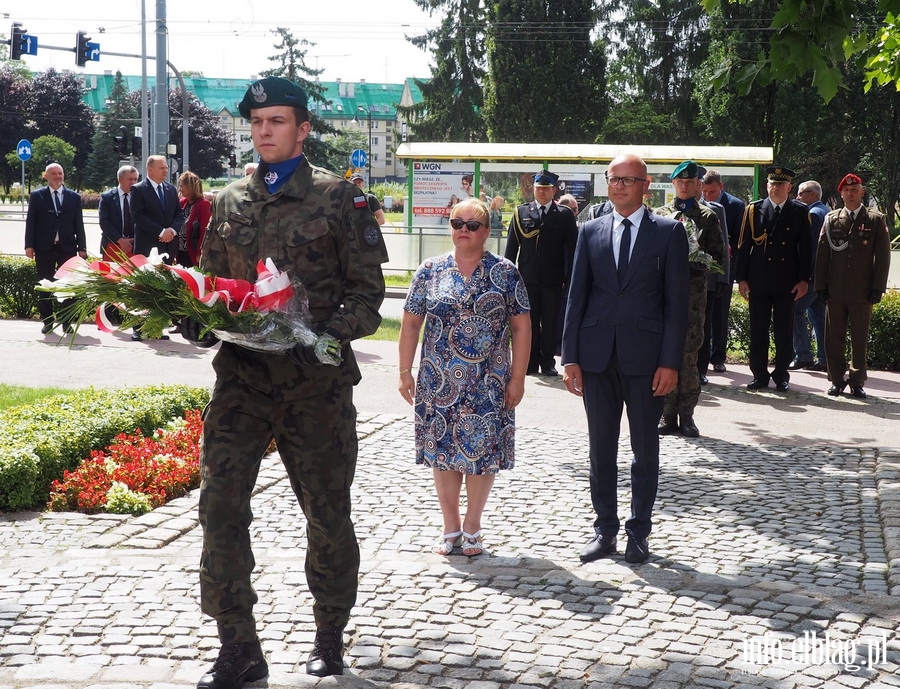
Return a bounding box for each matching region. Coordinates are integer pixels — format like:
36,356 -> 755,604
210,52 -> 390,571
122,192 -> 133,238
540,205 -> 547,224
53,190 -> 61,215
157,183 -> 166,212
618,218 -> 632,284
771,205 -> 780,229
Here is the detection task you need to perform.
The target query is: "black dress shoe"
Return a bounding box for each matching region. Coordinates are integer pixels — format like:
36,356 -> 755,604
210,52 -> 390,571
658,414 -> 679,435
699,374 -> 708,385
131,331 -> 143,341
624,536 -> 650,564
789,359 -> 814,370
849,385 -> 867,399
41,323 -> 54,335
541,366 -> 559,376
775,381 -> 790,392
197,640 -> 267,689
526,367 -> 540,376
713,363 -> 727,373
63,324 -> 75,335
805,361 -> 826,372
746,378 -> 769,390
828,382 -> 847,396
306,629 -> 344,676
159,334 -> 170,340
679,415 -> 699,437
579,534 -> 617,562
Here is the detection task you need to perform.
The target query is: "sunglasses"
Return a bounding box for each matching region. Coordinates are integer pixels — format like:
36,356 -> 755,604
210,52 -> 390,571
449,219 -> 484,231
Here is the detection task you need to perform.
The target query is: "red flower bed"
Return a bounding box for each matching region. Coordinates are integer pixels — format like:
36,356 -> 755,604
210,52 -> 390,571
48,409 -> 203,514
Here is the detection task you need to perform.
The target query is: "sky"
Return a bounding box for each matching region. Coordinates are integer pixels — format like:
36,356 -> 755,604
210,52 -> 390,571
3,0 -> 437,84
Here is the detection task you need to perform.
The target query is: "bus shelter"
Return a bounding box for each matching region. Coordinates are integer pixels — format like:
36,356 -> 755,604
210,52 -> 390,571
387,142 -> 773,272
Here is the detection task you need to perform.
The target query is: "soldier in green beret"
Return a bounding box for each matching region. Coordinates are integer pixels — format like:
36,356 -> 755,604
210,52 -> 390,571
182,75 -> 388,687
654,161 -> 724,437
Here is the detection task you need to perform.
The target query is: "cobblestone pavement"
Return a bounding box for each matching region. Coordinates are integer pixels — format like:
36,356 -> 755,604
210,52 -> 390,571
2,412 -> 900,689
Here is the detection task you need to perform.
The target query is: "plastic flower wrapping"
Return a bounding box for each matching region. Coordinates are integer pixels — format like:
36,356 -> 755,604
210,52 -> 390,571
36,250 -> 342,365
654,208 -> 724,275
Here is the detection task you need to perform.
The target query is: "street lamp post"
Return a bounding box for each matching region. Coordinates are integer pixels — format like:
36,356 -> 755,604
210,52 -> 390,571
354,105 -> 373,191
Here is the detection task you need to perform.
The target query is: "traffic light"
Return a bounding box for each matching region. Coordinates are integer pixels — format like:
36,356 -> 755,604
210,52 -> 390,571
228,153 -> 237,168
131,135 -> 142,157
10,23 -> 27,61
114,126 -> 127,155
75,31 -> 91,67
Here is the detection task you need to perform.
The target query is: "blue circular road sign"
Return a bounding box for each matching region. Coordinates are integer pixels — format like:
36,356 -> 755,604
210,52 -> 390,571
350,148 -> 368,168
17,139 -> 33,162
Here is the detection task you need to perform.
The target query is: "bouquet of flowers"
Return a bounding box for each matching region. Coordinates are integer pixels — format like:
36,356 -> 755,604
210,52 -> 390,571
655,207 -> 724,275
36,250 -> 342,364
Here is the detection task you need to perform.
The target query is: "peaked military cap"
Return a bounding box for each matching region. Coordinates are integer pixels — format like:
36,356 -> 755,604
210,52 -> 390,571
238,76 -> 309,120
671,161 -> 699,179
696,165 -> 707,178
533,169 -> 559,187
837,173 -> 863,191
765,166 -> 796,182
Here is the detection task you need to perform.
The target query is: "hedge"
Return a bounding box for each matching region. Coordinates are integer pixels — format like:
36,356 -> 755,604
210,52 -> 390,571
0,254 -> 38,319
0,385 -> 209,512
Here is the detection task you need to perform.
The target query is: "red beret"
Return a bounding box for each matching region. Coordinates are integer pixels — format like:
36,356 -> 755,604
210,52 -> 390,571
838,173 -> 863,191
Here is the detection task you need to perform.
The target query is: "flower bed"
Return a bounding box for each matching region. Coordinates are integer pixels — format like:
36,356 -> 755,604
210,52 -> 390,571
48,409 -> 203,516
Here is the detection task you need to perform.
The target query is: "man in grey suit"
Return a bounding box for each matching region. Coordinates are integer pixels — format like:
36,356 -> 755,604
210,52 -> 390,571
24,163 -> 86,334
562,153 -> 690,564
98,165 -> 139,261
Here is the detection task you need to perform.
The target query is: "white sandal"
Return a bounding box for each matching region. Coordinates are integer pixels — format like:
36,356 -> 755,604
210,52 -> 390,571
432,530 -> 463,555
462,530 -> 484,557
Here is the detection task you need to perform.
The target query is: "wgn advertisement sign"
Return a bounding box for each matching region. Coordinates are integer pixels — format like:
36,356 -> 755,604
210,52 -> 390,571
412,162 -> 475,229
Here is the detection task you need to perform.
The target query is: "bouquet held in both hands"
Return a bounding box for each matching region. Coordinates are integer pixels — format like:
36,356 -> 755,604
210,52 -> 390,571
36,250 -> 342,365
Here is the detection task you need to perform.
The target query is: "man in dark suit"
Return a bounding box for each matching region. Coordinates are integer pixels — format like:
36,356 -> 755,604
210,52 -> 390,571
505,169 -> 578,375
98,165 -> 139,261
701,169 -> 746,374
129,155 -> 182,341
130,155 -> 182,261
735,166 -> 812,392
24,163 -> 86,334
562,153 -> 689,564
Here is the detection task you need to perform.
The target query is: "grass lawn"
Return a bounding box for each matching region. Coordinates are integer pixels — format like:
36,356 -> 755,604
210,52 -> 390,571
364,317 -> 401,341
0,383 -> 77,411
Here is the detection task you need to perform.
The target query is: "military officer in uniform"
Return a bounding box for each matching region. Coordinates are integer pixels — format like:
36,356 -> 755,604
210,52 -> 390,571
654,161 -> 724,437
735,166 -> 812,392
504,169 -> 578,375
815,173 -> 891,398
181,76 -> 388,687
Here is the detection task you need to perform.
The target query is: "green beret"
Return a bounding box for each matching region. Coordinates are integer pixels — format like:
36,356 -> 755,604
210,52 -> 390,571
238,77 -> 309,120
671,161 -> 698,179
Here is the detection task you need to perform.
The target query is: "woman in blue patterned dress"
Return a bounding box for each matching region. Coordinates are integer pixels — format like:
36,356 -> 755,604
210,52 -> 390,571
399,198 -> 531,556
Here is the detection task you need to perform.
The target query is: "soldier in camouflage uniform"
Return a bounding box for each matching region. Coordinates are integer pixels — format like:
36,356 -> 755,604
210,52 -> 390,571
654,161 -> 724,437
181,76 -> 387,688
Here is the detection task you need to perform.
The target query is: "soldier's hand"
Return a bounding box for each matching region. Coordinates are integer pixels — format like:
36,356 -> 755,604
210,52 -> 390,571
287,343 -> 322,366
181,316 -> 219,348
816,289 -> 829,305
869,290 -> 883,304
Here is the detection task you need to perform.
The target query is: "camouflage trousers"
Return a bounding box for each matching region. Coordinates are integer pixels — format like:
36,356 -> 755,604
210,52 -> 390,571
663,276 -> 708,416
198,372 -> 360,643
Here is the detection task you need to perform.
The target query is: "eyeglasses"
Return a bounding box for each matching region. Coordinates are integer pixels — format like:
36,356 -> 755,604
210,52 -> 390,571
449,219 -> 484,231
605,175 -> 647,187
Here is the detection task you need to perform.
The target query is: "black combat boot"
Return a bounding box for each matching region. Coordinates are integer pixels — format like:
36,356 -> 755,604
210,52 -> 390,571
658,414 -> 679,435
679,414 -> 700,437
197,640 -> 267,689
306,629 -> 344,676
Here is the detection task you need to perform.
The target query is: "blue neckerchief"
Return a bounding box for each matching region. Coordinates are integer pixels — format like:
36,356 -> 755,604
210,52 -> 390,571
674,197 -> 697,212
262,155 -> 305,193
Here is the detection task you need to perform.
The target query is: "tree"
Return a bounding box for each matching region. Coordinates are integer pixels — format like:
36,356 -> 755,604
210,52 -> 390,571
4,135 -> 76,189
701,0 -> 900,102
83,72 -> 134,191
26,69 -> 95,187
0,66 -> 30,192
483,0 -> 606,143
321,130 -> 368,179
167,90 -> 233,179
261,27 -> 337,168
399,0 -> 488,142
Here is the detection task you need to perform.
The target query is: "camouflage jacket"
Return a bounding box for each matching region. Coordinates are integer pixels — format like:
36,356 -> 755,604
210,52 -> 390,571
655,202 -> 725,280
200,158 -> 388,399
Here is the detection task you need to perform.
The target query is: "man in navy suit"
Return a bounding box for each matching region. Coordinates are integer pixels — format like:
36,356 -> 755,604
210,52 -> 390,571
130,155 -> 182,261
562,153 -> 689,564
98,165 -> 139,261
24,163 -> 86,334
129,155 -> 183,341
